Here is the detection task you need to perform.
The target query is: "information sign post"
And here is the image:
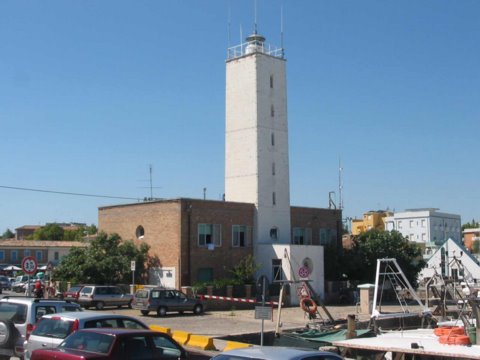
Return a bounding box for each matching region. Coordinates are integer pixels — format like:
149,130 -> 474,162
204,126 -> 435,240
22,256 -> 38,297
131,261 -> 136,295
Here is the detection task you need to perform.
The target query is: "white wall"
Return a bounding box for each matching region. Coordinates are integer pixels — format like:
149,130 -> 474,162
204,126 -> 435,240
225,49 -> 291,245
256,244 -> 324,305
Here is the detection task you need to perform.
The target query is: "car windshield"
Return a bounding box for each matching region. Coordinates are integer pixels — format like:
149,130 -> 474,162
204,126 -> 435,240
67,286 -> 83,292
32,318 -> 74,339
60,331 -> 114,354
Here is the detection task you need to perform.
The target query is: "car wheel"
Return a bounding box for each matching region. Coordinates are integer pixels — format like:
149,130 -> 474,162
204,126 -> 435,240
193,304 -> 203,315
157,306 -> 167,317
95,301 -> 105,310
141,310 -> 149,316
127,300 -> 132,309
0,320 -> 14,347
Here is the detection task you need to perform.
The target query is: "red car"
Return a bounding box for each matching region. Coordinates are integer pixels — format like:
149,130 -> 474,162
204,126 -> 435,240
30,328 -> 188,359
63,285 -> 84,301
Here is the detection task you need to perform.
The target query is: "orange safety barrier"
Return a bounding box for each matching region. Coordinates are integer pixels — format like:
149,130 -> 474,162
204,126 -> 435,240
439,334 -> 470,346
434,326 -> 464,337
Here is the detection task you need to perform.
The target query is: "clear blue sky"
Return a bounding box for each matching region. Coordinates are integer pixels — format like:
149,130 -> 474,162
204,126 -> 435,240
1,0 -> 479,233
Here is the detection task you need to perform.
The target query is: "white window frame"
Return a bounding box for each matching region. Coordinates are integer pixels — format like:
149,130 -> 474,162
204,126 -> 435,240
292,228 -> 312,245
198,224 -> 222,247
272,259 -> 283,282
232,225 -> 251,247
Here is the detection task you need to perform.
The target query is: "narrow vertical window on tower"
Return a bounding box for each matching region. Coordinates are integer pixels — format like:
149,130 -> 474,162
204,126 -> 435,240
272,162 -> 275,176
272,192 -> 276,206
271,132 -> 275,146
270,75 -> 274,88
270,105 -> 274,117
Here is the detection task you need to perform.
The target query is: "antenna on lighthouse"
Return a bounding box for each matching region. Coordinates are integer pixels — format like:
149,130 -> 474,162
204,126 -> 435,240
254,0 -> 258,33
280,5 -> 284,50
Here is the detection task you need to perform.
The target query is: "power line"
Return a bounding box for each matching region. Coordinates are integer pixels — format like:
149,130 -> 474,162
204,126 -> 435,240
0,185 -> 140,201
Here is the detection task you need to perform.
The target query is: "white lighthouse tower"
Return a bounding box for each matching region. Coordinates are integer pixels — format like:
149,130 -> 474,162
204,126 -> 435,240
225,32 -> 291,245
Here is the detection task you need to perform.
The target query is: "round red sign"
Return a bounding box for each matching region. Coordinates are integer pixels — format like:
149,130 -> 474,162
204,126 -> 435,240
22,256 -> 38,275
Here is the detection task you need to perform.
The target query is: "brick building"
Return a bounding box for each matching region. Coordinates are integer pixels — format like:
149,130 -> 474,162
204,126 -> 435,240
98,198 -> 341,292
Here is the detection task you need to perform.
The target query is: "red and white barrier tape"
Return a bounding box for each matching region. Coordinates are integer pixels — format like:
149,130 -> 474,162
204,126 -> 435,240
197,294 -> 279,306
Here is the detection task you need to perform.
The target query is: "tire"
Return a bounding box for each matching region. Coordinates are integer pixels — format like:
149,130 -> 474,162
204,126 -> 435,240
127,300 -> 132,309
141,310 -> 149,316
157,306 -> 167,317
95,301 -> 105,310
0,320 -> 14,347
193,304 -> 203,315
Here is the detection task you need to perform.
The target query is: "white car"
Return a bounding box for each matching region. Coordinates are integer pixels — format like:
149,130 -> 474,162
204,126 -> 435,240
24,311 -> 149,359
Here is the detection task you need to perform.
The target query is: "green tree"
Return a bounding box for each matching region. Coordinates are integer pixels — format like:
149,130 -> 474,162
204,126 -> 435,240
341,229 -> 425,287
230,254 -> 260,284
462,219 -> 479,231
32,224 -> 64,241
1,229 -> 15,239
53,232 -> 150,284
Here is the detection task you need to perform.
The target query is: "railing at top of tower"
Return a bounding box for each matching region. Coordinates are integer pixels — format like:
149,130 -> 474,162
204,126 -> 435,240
227,40 -> 284,60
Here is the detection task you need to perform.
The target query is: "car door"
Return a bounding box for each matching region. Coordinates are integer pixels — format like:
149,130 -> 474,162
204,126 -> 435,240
173,291 -> 191,312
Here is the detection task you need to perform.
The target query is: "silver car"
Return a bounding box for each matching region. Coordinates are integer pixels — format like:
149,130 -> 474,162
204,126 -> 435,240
77,285 -> 133,310
0,297 -> 81,359
23,311 -> 149,359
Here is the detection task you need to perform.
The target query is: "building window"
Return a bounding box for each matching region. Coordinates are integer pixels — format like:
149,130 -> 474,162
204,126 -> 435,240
272,162 -> 275,176
197,268 -> 213,282
270,105 -> 275,117
319,228 -> 337,246
24,250 -> 30,257
11,251 -> 17,262
410,220 -> 414,228
292,228 -> 312,245
54,252 -> 59,261
421,219 -> 426,228
232,225 -> 251,247
409,234 -> 414,241
398,221 -> 403,229
272,259 -> 283,282
198,224 -> 222,247
0,251 -> 4,261
270,227 -> 278,240
272,192 -> 276,206
271,132 -> 275,146
422,233 -> 426,241
36,251 -> 42,261
136,226 -> 145,240
270,75 -> 273,88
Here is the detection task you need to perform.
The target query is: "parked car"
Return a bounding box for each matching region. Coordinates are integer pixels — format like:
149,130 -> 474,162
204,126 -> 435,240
63,285 -> 84,301
211,346 -> 344,360
24,311 -> 149,359
132,287 -> 204,316
77,285 -> 133,310
0,297 -> 81,359
12,275 -> 30,292
30,328 -> 188,360
0,276 -> 10,291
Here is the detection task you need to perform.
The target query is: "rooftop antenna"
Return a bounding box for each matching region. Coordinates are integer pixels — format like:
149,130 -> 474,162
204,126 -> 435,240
339,158 -> 344,210
280,5 -> 284,50
227,1 -> 231,47
254,0 -> 258,33
149,164 -> 153,200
